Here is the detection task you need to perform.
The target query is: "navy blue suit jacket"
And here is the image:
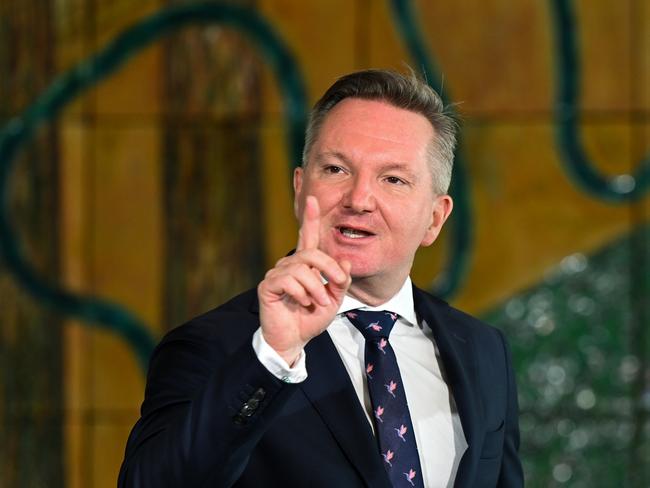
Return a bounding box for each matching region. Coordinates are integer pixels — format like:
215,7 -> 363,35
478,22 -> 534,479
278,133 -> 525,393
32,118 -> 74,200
118,285 -> 523,487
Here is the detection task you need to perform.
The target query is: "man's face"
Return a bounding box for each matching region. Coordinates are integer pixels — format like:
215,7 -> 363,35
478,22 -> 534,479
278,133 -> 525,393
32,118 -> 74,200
294,98 -> 453,285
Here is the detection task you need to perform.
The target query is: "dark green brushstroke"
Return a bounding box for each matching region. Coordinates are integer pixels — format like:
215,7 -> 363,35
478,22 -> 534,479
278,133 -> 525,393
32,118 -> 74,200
0,2 -> 307,371
550,0 -> 649,202
389,0 -> 472,299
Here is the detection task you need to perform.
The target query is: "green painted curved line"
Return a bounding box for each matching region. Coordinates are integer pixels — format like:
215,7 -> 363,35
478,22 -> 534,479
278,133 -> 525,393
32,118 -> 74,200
0,2 -> 307,371
389,0 -> 472,299
550,0 -> 649,202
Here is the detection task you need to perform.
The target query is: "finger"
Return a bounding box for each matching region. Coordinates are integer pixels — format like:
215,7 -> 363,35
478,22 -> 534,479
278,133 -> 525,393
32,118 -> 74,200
278,249 -> 348,285
296,195 -> 320,251
326,259 -> 352,298
265,264 -> 331,307
278,276 -> 313,308
262,271 -> 313,308
284,264 -> 331,306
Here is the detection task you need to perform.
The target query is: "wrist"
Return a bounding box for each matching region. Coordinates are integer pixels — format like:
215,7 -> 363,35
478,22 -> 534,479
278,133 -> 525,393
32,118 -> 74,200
275,347 -> 302,367
252,329 -> 308,383
260,331 -> 303,367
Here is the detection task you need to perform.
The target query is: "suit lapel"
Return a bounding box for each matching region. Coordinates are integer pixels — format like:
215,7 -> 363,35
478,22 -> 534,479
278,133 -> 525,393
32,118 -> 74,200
413,286 -> 484,488
300,331 -> 392,488
249,285 -> 484,487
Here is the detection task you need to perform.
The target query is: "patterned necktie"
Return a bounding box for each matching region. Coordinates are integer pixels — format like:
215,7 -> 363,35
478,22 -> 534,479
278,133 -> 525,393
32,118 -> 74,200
345,309 -> 424,488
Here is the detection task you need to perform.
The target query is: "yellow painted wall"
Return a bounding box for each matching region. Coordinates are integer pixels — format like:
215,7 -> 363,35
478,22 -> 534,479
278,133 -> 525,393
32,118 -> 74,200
2,0 -> 646,485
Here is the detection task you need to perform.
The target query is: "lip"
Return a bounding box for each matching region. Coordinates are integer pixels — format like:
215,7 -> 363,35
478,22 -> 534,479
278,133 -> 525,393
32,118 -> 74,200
332,225 -> 377,244
336,223 -> 376,235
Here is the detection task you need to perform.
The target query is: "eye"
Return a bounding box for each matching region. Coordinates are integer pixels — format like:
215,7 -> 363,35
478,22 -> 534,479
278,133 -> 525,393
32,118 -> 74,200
385,176 -> 406,185
324,165 -> 345,174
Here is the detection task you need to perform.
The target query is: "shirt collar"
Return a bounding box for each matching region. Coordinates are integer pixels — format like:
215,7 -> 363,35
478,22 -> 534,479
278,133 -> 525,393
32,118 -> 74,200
338,276 -> 417,326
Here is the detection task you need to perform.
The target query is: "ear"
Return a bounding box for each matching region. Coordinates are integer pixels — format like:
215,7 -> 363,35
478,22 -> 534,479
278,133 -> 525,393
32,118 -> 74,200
293,167 -> 304,218
421,194 -> 453,247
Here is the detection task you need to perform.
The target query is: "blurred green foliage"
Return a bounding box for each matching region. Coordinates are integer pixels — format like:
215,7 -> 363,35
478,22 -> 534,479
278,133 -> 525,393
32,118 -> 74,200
485,225 -> 649,487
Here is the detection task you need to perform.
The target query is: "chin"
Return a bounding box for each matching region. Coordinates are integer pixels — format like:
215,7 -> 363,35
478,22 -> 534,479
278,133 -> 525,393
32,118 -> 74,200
325,247 -> 385,279
347,261 -> 381,280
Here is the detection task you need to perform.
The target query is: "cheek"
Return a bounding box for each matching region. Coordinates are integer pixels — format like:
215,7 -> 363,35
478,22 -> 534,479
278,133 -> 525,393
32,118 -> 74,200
394,211 -> 433,244
313,185 -> 343,211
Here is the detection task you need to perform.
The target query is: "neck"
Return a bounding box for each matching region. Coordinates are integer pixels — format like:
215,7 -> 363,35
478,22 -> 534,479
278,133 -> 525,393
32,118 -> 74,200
346,272 -> 409,307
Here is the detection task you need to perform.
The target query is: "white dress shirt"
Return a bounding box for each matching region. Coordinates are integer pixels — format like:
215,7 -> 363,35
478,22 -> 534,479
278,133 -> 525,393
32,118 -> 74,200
253,277 -> 467,487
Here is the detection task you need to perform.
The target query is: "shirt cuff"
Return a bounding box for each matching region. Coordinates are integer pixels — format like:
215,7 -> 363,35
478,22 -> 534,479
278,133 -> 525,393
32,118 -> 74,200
252,328 -> 308,383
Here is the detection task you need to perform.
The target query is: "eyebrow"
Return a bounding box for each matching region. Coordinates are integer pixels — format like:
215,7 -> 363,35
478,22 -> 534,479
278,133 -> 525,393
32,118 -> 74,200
314,151 -> 351,165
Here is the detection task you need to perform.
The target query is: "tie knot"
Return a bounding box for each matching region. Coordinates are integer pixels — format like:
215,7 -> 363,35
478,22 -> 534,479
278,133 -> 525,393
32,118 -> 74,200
344,309 -> 399,340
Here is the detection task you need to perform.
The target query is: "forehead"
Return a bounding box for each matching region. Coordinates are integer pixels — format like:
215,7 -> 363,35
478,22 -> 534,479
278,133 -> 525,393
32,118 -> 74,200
312,98 -> 434,168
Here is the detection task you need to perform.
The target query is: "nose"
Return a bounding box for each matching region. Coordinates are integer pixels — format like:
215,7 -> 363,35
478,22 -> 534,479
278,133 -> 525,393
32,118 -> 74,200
343,174 -> 376,213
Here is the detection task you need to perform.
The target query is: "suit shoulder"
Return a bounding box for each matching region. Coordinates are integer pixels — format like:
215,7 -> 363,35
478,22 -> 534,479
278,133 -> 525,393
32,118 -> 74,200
194,287 -> 259,322
415,286 -> 507,344
448,303 -> 504,339
159,287 -> 259,350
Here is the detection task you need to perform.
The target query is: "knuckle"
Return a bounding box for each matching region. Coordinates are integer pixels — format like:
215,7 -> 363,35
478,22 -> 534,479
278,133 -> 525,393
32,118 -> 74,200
286,282 -> 304,298
292,249 -> 307,260
288,262 -> 308,274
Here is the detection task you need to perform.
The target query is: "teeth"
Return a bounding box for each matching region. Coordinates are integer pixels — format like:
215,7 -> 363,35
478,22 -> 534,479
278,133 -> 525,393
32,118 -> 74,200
341,227 -> 369,238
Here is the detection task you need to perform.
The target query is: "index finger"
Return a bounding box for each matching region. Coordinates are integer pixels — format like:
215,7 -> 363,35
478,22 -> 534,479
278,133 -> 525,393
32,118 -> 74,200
296,195 -> 321,251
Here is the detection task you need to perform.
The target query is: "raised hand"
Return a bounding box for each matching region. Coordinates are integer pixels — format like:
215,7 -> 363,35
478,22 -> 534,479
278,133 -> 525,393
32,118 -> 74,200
258,196 -> 351,365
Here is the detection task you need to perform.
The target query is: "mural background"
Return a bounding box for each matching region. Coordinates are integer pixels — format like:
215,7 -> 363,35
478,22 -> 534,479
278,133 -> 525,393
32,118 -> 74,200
0,0 -> 648,486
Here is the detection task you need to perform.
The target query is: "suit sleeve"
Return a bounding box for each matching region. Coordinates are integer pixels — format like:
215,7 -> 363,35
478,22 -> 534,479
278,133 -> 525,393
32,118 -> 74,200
117,319 -> 298,487
496,329 -> 525,487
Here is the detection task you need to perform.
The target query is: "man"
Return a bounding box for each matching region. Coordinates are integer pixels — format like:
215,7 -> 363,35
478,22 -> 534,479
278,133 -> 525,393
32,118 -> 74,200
119,69 -> 523,487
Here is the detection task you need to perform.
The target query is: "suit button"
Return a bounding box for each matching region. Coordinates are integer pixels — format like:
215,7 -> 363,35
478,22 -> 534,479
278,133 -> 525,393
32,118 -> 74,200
240,399 -> 259,417
234,387 -> 266,424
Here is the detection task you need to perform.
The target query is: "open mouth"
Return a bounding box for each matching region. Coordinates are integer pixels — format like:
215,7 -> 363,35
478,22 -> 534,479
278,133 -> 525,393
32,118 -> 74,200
338,226 -> 375,239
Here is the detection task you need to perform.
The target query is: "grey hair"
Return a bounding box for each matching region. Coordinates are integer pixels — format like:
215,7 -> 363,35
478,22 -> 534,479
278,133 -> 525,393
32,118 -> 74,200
302,69 -> 458,195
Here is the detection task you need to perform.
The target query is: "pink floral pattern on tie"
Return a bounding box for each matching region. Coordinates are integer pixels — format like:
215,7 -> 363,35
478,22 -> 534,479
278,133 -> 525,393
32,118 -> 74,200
382,449 -> 394,467
395,424 -> 408,442
385,380 -> 398,397
366,363 -> 374,379
374,405 -> 384,423
366,321 -> 382,332
385,312 -> 398,321
403,469 -> 417,486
